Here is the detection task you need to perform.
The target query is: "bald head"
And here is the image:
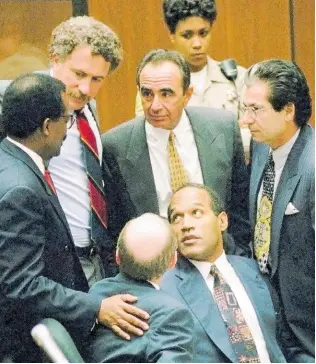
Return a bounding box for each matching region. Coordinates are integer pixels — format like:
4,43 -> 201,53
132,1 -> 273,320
117,213 -> 177,281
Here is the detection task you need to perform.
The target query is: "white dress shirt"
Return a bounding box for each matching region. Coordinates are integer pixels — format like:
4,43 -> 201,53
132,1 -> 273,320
145,110 -> 204,217
190,253 -> 271,363
7,137 -> 45,175
257,128 -> 300,205
49,104 -> 102,248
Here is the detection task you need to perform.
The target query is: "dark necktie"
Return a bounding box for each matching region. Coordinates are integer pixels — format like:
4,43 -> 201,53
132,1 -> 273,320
75,111 -> 108,247
210,265 -> 260,363
254,152 -> 275,273
44,168 -> 56,194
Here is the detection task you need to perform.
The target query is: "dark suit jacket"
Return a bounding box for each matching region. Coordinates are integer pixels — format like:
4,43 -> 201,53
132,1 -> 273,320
102,107 -> 251,256
249,125 -> 315,362
86,273 -> 194,363
0,139 -> 102,362
0,77 -> 116,274
161,255 -> 286,363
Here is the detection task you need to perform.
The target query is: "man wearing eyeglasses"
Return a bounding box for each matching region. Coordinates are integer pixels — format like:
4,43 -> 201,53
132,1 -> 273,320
241,59 -> 315,363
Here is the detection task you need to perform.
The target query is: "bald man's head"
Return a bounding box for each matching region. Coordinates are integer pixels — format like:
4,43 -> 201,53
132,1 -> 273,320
117,213 -> 177,281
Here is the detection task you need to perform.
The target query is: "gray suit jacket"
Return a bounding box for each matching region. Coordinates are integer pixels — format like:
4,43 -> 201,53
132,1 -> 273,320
249,125 -> 315,362
102,106 -> 251,256
86,273 -> 194,363
161,255 -> 286,363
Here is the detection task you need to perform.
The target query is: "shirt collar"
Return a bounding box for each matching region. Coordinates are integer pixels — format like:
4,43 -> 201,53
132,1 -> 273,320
6,136 -> 45,174
272,128 -> 300,168
189,251 -> 227,279
145,110 -> 190,146
147,280 -> 160,290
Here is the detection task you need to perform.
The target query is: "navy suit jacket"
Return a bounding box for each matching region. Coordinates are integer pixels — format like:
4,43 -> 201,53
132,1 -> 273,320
86,272 -> 194,363
161,255 -> 286,363
102,107 -> 251,256
0,140 -> 102,362
250,125 -> 315,362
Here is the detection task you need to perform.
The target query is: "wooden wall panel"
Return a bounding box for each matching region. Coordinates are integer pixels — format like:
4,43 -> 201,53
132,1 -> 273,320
292,0 -> 315,124
212,0 -> 291,66
0,1 -> 72,77
88,0 -> 170,130
89,0 -> 313,132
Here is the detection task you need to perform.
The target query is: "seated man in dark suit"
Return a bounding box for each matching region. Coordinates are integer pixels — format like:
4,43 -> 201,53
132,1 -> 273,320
86,213 -> 194,363
161,183 -> 286,363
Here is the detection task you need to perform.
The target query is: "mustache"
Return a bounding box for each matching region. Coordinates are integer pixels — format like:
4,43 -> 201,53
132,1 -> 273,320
67,89 -> 90,103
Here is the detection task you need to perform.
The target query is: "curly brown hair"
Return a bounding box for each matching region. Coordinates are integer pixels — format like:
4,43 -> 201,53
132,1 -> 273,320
48,16 -> 122,73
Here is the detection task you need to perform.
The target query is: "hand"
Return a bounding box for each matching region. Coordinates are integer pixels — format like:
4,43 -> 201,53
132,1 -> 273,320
97,294 -> 150,340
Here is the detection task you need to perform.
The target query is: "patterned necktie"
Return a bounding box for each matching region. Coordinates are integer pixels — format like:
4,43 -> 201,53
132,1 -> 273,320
75,111 -> 108,247
210,265 -> 260,363
168,131 -> 189,192
44,168 -> 56,194
254,152 -> 275,274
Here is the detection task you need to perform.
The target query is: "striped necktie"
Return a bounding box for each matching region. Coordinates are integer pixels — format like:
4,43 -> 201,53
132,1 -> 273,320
168,131 -> 189,192
75,111 -> 108,247
210,265 -> 260,363
254,152 -> 275,274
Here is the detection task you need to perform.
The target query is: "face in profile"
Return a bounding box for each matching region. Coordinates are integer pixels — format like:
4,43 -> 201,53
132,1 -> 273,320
240,80 -> 294,150
52,45 -> 110,110
170,16 -> 212,72
168,186 -> 228,262
139,61 -> 192,130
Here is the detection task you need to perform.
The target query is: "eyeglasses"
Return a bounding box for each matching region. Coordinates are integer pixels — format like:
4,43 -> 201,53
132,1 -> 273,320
239,105 -> 273,119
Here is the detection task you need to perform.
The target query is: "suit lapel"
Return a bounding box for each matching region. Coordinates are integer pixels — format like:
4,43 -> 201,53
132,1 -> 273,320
123,118 -> 159,214
270,126 -> 313,276
175,257 -> 236,362
186,109 -> 225,188
227,256 -> 281,361
1,139 -> 74,241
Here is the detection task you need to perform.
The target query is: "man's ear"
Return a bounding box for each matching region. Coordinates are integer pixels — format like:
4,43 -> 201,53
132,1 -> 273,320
169,32 -> 175,44
42,118 -> 50,137
115,249 -> 121,265
184,86 -> 193,106
285,103 -> 295,122
168,251 -> 178,270
218,211 -> 228,232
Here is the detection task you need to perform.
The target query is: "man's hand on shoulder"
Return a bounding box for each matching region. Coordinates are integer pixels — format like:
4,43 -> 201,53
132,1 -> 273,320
98,294 -> 150,340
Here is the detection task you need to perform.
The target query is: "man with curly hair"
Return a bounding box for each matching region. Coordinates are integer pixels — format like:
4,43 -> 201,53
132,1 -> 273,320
0,17 -> 151,362
135,0 -> 251,160
47,16 -> 122,284
242,59 -> 315,362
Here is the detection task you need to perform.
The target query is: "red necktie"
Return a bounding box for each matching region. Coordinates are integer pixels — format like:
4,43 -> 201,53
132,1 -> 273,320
75,111 -> 108,236
44,168 -> 56,194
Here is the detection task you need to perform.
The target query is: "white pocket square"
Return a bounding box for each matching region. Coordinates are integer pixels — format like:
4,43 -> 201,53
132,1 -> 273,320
285,202 -> 299,215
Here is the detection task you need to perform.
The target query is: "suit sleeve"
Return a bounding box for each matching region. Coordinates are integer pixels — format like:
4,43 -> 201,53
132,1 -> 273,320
102,133 -> 136,241
0,186 -> 102,336
146,306 -> 194,363
227,119 -> 252,257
